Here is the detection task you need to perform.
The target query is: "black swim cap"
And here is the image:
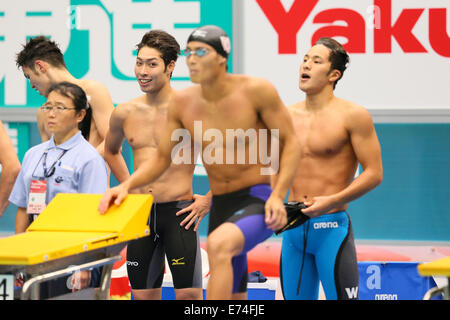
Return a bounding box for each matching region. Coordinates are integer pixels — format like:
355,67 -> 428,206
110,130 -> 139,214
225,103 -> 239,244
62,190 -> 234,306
187,25 -> 231,59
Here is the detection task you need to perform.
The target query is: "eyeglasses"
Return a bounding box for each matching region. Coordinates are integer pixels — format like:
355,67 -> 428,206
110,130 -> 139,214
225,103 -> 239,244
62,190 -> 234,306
40,105 -> 76,113
183,48 -> 210,58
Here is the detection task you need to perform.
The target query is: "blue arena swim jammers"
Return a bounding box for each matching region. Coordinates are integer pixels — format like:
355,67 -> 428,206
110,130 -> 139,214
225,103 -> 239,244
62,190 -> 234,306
280,211 -> 359,300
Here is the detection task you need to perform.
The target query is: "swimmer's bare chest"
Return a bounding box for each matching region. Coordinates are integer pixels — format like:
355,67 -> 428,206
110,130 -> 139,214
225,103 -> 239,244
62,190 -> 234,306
123,104 -> 167,149
180,92 -> 271,193
289,108 -> 357,203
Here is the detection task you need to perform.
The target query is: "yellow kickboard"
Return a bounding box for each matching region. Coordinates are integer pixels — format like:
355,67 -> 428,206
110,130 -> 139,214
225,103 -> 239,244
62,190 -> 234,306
0,231 -> 118,265
0,193 -> 153,266
28,193 -> 153,234
418,256 -> 450,277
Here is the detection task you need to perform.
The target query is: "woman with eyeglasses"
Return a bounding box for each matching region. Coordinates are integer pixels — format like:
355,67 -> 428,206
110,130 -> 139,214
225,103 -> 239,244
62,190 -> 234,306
9,82 -> 108,299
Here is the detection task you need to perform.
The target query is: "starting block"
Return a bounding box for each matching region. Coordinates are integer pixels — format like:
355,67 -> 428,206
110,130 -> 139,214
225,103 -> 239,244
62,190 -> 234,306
418,256 -> 450,300
0,193 -> 152,300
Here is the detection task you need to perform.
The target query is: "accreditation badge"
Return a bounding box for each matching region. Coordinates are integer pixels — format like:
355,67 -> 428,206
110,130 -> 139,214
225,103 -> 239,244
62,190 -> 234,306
27,180 -> 47,215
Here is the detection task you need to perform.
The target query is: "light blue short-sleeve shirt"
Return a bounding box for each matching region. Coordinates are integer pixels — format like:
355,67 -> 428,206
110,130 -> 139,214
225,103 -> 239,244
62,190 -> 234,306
9,131 -> 108,210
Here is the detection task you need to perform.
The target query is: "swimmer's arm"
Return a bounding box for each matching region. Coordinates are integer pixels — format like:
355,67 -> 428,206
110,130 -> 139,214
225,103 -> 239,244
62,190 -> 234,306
103,105 -> 131,183
0,122 -> 21,216
37,108 -> 50,142
85,81 -> 115,155
269,105 -> 296,193
15,207 -> 28,234
270,175 -> 278,190
252,79 -> 300,229
333,107 -> 383,204
99,98 -> 182,213
255,80 -> 301,200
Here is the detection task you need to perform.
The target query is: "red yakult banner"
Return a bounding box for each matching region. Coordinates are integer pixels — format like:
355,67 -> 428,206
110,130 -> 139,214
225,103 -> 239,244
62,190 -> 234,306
241,0 -> 450,109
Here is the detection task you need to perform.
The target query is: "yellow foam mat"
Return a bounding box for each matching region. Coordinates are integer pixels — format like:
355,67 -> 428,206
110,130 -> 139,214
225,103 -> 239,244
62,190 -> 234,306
418,256 -> 450,277
0,193 -> 153,266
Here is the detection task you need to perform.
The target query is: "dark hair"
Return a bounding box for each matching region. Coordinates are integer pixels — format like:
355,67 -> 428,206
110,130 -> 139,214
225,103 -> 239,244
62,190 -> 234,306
314,37 -> 349,89
16,36 -> 66,70
47,82 -> 92,140
136,30 -> 180,76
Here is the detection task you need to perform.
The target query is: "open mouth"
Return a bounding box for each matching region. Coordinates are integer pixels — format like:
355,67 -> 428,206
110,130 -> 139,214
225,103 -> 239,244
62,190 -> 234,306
301,73 -> 311,80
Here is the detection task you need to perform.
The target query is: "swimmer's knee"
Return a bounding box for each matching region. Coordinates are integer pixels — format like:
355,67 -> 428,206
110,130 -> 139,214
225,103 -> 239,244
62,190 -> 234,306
174,287 -> 203,300
206,233 -> 229,259
206,223 -> 244,259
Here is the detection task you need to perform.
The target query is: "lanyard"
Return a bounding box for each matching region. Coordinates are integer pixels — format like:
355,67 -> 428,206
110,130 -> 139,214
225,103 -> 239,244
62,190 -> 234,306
42,149 -> 67,178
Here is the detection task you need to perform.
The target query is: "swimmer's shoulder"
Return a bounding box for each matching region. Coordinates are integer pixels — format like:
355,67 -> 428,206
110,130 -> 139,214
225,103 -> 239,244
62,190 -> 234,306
234,75 -> 282,105
335,98 -> 375,130
111,95 -> 147,121
171,85 -> 202,104
76,79 -> 114,110
241,74 -> 277,91
78,79 -> 110,96
336,98 -> 371,118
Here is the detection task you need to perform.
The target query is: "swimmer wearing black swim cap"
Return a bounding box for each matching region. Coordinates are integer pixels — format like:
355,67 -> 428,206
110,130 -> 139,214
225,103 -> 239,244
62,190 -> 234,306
187,25 -> 231,59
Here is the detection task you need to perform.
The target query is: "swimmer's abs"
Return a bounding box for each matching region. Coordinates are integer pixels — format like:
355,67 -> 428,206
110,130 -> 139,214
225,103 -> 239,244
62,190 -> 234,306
133,180 -> 193,203
147,187 -> 193,203
207,167 -> 271,195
